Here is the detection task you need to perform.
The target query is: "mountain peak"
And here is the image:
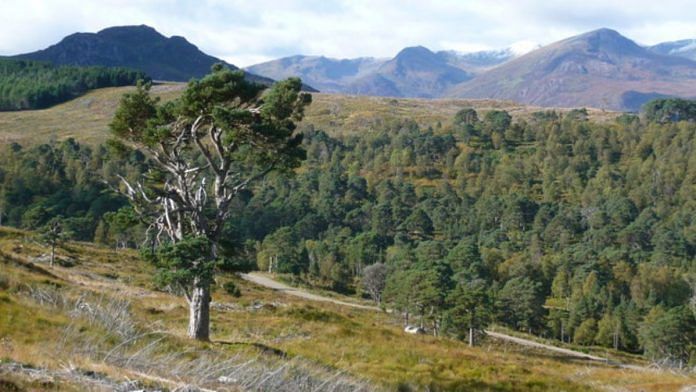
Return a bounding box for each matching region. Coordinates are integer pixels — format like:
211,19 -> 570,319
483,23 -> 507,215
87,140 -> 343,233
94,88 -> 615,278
95,25 -> 166,42
583,27 -> 621,36
14,25 -> 274,84
395,46 -> 435,58
97,24 -> 159,34
556,27 -> 645,57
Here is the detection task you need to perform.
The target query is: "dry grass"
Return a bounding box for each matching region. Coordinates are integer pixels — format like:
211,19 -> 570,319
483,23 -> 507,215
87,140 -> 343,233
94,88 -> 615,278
0,83 -> 184,145
1,227 -> 694,391
0,86 -> 621,146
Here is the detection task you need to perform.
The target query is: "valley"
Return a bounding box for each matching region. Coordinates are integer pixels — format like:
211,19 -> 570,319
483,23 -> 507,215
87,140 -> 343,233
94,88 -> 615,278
0,7 -> 695,391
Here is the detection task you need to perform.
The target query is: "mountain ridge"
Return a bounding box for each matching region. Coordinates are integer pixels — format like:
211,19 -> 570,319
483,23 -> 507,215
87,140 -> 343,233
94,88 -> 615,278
246,45 -> 523,97
649,38 -> 696,61
13,24 -> 274,84
447,28 -> 696,110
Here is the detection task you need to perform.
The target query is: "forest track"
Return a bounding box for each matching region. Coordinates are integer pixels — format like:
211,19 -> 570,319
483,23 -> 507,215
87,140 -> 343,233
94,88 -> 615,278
240,272 -> 380,311
240,272 -> 653,371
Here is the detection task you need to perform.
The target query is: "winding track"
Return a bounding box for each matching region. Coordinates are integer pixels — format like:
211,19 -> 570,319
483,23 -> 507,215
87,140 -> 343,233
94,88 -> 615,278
240,272 -> 650,370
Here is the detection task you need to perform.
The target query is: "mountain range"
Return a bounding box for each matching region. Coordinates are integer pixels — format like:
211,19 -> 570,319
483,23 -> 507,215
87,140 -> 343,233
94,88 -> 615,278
6,25 -> 696,111
249,29 -> 696,110
245,46 -> 521,97
13,25 -> 273,84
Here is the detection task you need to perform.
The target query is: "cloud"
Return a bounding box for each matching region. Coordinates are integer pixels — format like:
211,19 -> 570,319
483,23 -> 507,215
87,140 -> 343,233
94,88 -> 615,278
0,0 -> 694,66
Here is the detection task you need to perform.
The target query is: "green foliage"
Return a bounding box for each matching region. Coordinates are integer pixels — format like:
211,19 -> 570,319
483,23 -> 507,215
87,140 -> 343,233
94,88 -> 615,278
573,318 -> 598,346
0,58 -> 147,110
638,306 -> 696,366
642,98 -> 696,123
153,236 -> 216,292
0,139 -> 139,242
498,277 -> 545,332
444,278 -> 492,342
257,227 -> 307,274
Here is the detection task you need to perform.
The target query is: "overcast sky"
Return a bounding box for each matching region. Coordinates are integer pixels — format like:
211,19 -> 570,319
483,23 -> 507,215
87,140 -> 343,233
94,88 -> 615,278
1,0 -> 695,66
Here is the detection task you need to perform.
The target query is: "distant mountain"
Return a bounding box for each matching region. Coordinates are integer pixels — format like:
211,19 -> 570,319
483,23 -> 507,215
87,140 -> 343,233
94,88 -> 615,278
249,46 -> 479,97
448,28 -> 696,110
436,49 -> 513,71
649,39 -> 696,61
246,55 -> 384,93
14,25 -> 273,84
437,43 -> 540,72
344,46 -> 472,98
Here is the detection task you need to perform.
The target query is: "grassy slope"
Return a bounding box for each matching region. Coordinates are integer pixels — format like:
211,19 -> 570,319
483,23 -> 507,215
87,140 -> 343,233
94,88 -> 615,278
0,85 -> 619,146
0,227 -> 693,391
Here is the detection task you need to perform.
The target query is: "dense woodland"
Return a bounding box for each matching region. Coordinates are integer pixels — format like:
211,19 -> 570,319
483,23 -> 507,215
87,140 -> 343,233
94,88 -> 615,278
0,98 -> 694,365
0,58 -> 147,110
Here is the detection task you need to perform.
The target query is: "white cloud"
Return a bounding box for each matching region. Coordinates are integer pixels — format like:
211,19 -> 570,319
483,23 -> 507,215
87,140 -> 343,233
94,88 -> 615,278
0,0 -> 694,66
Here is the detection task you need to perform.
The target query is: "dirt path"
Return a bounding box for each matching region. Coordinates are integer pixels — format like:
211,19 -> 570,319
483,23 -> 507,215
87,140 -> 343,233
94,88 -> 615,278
240,272 -> 380,311
240,272 -> 653,370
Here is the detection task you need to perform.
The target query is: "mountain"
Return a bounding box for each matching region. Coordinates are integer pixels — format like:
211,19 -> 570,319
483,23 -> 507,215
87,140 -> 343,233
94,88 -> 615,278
344,46 -> 473,97
249,46 -> 475,98
649,39 -> 696,61
14,25 -> 273,84
246,55 -> 384,93
436,49 -> 514,71
448,28 -> 696,110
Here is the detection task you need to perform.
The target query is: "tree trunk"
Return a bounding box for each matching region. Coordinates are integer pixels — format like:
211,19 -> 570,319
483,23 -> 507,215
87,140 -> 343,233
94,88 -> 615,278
468,327 -> 474,347
50,243 -> 55,267
188,278 -> 211,341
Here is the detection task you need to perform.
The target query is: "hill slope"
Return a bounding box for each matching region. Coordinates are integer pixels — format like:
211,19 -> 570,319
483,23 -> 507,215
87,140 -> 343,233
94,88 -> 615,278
0,84 -> 618,145
448,28 -> 696,110
14,25 -> 272,84
1,227 -> 691,391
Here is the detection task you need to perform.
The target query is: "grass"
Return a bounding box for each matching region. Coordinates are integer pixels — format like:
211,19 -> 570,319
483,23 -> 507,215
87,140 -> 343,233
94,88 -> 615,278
1,227 -> 694,391
0,83 -> 184,146
0,85 -> 621,146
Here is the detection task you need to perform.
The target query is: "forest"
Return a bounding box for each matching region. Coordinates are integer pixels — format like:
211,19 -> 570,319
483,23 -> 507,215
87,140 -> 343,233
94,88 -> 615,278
0,58 -> 147,110
0,97 -> 694,366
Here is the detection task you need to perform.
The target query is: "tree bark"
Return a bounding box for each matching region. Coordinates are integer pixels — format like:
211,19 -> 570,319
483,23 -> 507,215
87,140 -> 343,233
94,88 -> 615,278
469,327 -> 474,347
50,243 -> 55,267
187,277 -> 211,341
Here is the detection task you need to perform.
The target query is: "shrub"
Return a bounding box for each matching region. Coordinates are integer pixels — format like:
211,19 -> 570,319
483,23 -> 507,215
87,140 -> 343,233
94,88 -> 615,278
0,274 -> 9,290
223,281 -> 241,297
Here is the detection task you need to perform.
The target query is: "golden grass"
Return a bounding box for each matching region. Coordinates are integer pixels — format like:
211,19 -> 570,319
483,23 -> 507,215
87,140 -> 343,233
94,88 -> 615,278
0,83 -> 184,145
0,86 -> 621,146
1,227 -> 693,391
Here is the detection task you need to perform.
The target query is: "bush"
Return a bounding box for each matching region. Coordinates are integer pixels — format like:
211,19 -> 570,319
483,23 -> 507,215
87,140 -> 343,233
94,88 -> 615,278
223,281 -> 241,297
0,274 -> 9,290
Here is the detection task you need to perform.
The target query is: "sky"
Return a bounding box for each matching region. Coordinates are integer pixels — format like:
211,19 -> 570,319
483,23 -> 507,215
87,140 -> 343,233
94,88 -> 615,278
1,0 -> 695,66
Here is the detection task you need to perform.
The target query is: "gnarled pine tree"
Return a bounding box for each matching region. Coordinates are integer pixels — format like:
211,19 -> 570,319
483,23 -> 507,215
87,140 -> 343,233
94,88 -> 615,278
110,65 -> 310,340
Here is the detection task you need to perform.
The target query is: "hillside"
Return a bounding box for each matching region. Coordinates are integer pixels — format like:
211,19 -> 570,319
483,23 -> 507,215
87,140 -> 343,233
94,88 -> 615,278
14,25 -> 272,85
0,58 -> 147,110
448,28 -> 696,110
0,84 -> 618,145
1,227 -> 692,391
0,83 -> 185,144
